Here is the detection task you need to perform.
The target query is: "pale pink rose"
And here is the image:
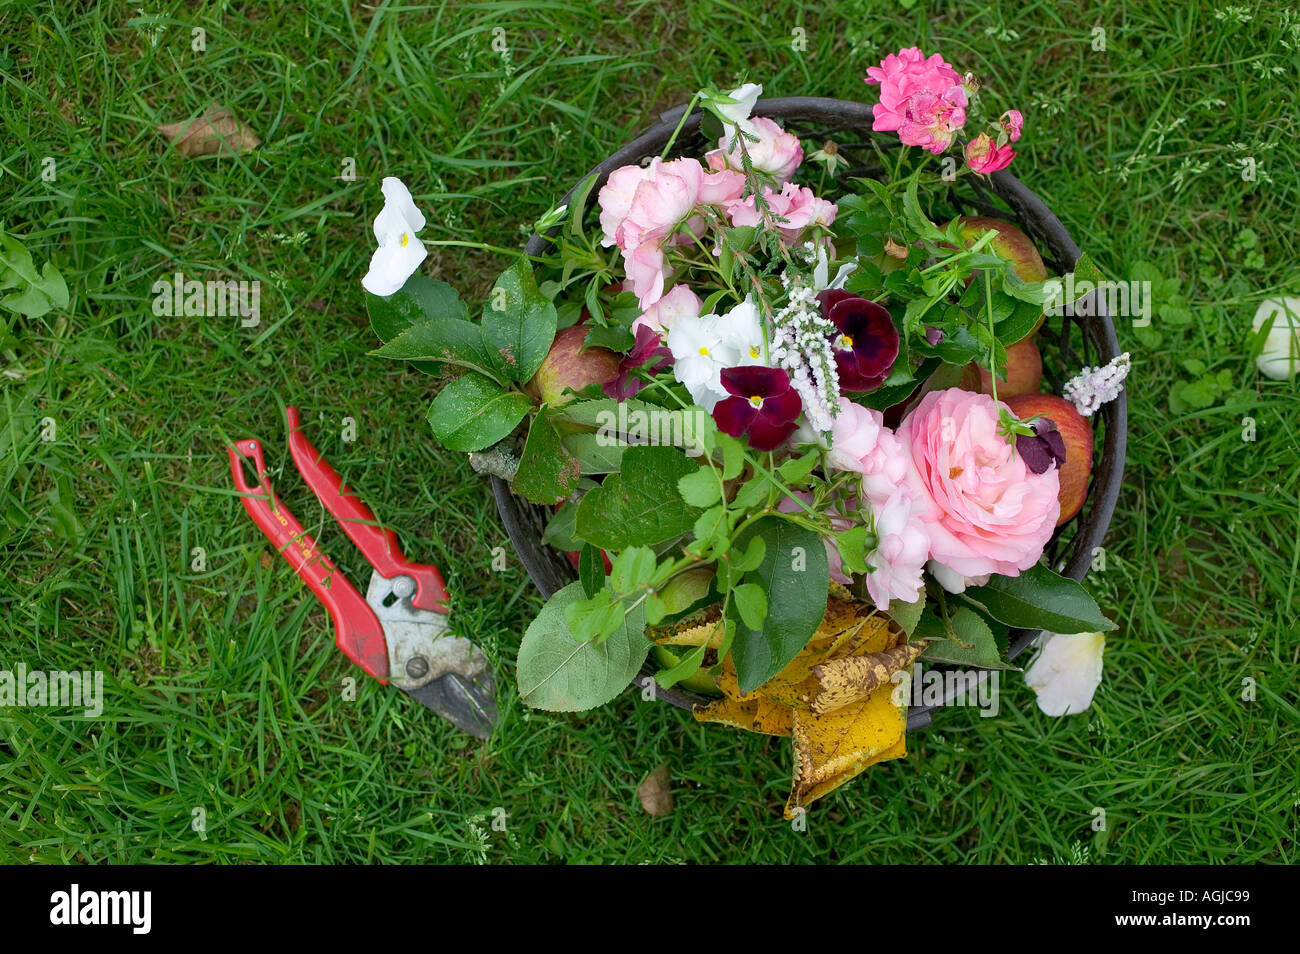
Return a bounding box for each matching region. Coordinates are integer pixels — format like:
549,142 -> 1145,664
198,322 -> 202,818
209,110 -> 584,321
699,166 -> 747,205
727,182 -> 836,244
617,157 -> 703,250
965,133 -> 1016,174
632,284 -> 700,336
707,116 -> 804,184
623,242 -> 670,309
1000,109 -> 1023,142
897,388 -> 1059,580
864,47 -> 968,153
597,164 -> 653,248
864,490 -> 930,610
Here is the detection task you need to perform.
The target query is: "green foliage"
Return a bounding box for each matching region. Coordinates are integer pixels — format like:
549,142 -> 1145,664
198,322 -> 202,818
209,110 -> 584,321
0,227 -> 68,319
517,582 -> 648,711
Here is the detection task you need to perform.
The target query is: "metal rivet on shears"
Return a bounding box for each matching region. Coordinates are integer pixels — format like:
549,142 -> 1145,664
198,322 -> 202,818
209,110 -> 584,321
392,576 -> 415,599
406,655 -> 429,679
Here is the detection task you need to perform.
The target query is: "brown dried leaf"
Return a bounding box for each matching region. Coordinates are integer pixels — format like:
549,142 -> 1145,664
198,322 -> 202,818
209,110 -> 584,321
158,103 -> 261,157
810,641 -> 928,715
637,763 -> 673,817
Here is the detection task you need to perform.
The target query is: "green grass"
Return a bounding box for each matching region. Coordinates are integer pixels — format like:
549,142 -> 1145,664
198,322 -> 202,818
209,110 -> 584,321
1,0 -> 1297,863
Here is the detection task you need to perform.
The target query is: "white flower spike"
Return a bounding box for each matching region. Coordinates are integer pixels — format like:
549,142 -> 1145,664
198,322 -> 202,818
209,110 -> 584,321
362,177 -> 428,297
1023,631 -> 1106,717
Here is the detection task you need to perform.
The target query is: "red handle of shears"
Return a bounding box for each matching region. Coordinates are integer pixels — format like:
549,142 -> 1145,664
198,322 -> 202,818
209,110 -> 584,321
285,407 -> 450,615
228,437 -> 391,680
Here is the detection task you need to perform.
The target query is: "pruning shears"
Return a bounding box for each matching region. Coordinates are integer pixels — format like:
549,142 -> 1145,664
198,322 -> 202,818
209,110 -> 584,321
227,406 -> 496,738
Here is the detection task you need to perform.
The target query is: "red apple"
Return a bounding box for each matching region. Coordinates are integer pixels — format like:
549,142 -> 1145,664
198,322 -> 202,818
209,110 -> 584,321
979,336 -> 1043,398
1005,393 -> 1093,525
526,324 -> 620,407
950,216 -> 1048,283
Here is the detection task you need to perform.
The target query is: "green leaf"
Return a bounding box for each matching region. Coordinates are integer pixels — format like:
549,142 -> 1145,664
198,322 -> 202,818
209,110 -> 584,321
367,275 -> 467,343
654,641 -> 709,690
736,535 -> 766,573
426,374 -> 531,452
885,597 -> 925,637
565,589 -> 623,642
610,546 -> 656,594
903,177 -> 945,242
963,563 -> 1117,635
575,445 -> 699,549
541,499 -> 581,551
372,316 -> 503,380
834,525 -> 871,576
517,582 -> 648,711
677,465 -> 722,507
776,449 -> 819,484
481,259 -> 557,383
659,567 -> 715,616
730,517 -> 830,694
691,505 -> 727,556
578,544 -> 604,598
921,607 -> 1014,669
731,583 -> 768,630
731,474 -> 768,510
512,410 -> 581,505
717,433 -> 745,480
561,432 -> 627,474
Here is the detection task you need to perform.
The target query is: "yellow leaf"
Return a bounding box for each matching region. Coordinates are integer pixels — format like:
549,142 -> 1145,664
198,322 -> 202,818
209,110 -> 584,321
656,617 -> 725,649
785,686 -> 908,818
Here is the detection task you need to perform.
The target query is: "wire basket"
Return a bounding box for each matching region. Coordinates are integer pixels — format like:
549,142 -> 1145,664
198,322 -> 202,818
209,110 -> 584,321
492,97 -> 1127,728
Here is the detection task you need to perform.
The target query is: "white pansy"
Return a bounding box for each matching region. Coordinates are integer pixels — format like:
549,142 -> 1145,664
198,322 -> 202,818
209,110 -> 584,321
1023,632 -> 1106,717
724,298 -> 767,366
1251,297 -> 1300,380
667,298 -> 767,410
362,177 -> 428,296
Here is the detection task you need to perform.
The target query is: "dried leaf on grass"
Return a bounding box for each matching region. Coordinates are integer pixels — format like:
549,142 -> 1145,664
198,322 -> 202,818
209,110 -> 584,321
158,103 -> 261,157
692,590 -> 917,818
637,763 -> 673,817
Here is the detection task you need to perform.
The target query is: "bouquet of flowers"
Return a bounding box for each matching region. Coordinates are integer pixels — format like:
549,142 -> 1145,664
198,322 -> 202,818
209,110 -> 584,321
366,48 -> 1126,816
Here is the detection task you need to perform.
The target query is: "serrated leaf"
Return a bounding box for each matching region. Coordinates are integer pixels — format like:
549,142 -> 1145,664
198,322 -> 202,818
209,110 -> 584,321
678,466 -> 722,507
512,410 -> 581,505
481,259 -> 557,383
517,583 -> 648,711
575,445 -> 699,549
426,374 -> 531,452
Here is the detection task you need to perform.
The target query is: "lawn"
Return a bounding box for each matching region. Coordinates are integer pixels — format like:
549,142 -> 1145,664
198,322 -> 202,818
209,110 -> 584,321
1,0 -> 1296,863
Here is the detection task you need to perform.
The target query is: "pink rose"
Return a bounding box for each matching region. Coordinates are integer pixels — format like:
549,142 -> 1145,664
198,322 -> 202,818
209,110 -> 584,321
728,182 -> 836,244
632,284 -> 700,336
1000,109 -> 1023,143
623,242 -> 670,309
864,490 -> 930,610
599,158 -> 747,252
965,133 -> 1015,174
707,116 -> 804,184
597,164 -> 652,248
897,388 -> 1059,580
865,47 -> 968,153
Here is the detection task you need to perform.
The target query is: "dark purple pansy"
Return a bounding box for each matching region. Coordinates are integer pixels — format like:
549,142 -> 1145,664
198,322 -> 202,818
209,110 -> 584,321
816,290 -> 900,392
712,366 -> 802,451
602,324 -> 672,400
924,325 -> 944,346
1016,416 -> 1067,475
